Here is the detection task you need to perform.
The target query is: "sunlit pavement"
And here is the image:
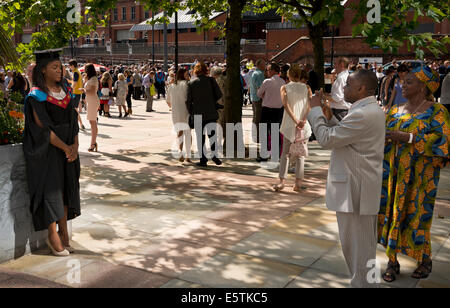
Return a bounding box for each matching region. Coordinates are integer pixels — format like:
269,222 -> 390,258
1,98 -> 449,288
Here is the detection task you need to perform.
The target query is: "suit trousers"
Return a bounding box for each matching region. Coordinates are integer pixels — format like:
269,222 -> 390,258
252,100 -> 262,143
195,120 -> 219,163
260,106 -> 284,157
336,212 -> 378,288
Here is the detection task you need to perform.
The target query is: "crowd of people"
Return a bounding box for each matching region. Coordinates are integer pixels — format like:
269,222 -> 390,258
3,48 -> 448,287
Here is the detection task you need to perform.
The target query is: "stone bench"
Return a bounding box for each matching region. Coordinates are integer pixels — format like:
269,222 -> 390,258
0,144 -> 47,263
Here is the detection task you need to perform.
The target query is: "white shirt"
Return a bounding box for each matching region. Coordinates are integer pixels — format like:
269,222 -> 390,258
330,70 -> 351,110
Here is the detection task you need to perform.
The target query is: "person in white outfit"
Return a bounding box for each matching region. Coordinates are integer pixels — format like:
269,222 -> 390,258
167,68 -> 192,162
275,64 -> 312,192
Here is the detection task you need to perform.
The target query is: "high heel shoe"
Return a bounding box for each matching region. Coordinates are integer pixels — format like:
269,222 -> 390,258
58,232 -> 75,254
88,143 -> 98,152
46,239 -> 70,257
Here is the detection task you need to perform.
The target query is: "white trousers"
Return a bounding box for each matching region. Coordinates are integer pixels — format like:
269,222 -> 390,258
336,212 -> 378,288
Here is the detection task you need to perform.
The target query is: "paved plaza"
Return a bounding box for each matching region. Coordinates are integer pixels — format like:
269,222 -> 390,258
1,98 -> 449,288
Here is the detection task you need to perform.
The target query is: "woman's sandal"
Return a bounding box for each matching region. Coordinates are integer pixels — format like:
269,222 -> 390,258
273,183 -> 285,192
382,261 -> 400,283
293,185 -> 307,192
412,260 -> 432,279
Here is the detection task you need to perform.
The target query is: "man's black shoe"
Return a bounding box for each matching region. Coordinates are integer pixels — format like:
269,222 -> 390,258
196,161 -> 208,167
212,158 -> 222,166
256,157 -> 269,162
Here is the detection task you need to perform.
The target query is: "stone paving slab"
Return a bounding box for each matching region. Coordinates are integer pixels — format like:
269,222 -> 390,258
285,268 -> 351,288
229,230 -> 336,268
0,268 -> 68,288
177,251 -> 307,288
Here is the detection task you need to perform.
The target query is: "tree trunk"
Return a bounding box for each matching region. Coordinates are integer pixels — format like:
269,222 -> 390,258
224,0 -> 245,154
308,22 -> 326,90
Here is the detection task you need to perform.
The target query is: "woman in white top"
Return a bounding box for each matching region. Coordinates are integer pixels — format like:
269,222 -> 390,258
81,64 -> 100,152
275,64 -> 312,192
166,68 -> 192,162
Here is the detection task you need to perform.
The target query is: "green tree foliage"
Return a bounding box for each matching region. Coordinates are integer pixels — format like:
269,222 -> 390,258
1,0 -> 117,69
0,26 -> 21,69
258,0 -> 448,88
350,0 -> 449,59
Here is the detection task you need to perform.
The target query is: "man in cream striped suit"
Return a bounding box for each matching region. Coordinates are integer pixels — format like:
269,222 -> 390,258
307,70 -> 385,288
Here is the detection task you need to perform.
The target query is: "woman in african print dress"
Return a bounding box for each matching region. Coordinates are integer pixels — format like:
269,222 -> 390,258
379,65 -> 449,282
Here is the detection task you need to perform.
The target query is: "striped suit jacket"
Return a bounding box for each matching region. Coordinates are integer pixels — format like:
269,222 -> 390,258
307,96 -> 386,215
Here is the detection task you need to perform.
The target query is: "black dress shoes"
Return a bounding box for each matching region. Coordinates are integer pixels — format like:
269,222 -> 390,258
196,161 -> 208,167
212,157 -> 222,166
256,157 -> 269,162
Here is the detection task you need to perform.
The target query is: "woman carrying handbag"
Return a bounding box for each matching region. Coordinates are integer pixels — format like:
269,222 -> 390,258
274,64 -> 312,192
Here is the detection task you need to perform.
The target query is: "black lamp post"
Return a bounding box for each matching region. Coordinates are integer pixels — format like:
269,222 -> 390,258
152,11 -> 155,65
330,26 -> 335,69
170,0 -> 179,71
175,9 -> 178,71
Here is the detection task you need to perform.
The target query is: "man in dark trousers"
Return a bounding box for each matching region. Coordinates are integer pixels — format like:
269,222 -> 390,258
155,68 -> 166,99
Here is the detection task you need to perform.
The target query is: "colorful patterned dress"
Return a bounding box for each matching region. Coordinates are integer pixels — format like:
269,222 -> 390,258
378,103 -> 449,264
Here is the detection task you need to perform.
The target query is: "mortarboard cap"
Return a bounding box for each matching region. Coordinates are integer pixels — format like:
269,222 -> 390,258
34,48 -> 62,64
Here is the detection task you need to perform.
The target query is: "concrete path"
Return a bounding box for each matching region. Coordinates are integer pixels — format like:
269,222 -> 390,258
1,97 -> 449,288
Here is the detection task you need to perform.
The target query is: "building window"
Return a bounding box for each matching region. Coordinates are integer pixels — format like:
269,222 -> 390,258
167,29 -> 172,34
179,28 -> 188,33
86,35 -> 90,44
113,8 -> 118,21
145,10 -> 149,19
122,7 -> 127,21
190,28 -> 197,33
131,7 -> 136,21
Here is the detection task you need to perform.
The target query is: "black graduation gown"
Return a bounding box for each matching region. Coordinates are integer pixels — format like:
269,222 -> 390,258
23,87 -> 81,232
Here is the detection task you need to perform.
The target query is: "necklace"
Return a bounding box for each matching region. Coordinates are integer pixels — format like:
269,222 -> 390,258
400,99 -> 428,115
48,84 -> 61,93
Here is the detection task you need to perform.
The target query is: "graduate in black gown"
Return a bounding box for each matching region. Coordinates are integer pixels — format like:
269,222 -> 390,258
23,49 -> 80,256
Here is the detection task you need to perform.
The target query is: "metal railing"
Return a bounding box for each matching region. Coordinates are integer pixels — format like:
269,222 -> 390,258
65,41 -> 266,56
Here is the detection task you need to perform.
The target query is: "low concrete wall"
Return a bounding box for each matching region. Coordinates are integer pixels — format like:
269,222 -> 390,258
0,144 -> 47,263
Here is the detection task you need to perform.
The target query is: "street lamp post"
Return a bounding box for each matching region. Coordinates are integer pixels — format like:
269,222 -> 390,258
175,9 -> 178,71
152,11 -> 155,65
330,26 -> 335,69
170,0 -> 179,71
70,36 -> 74,59
163,11 -> 168,72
